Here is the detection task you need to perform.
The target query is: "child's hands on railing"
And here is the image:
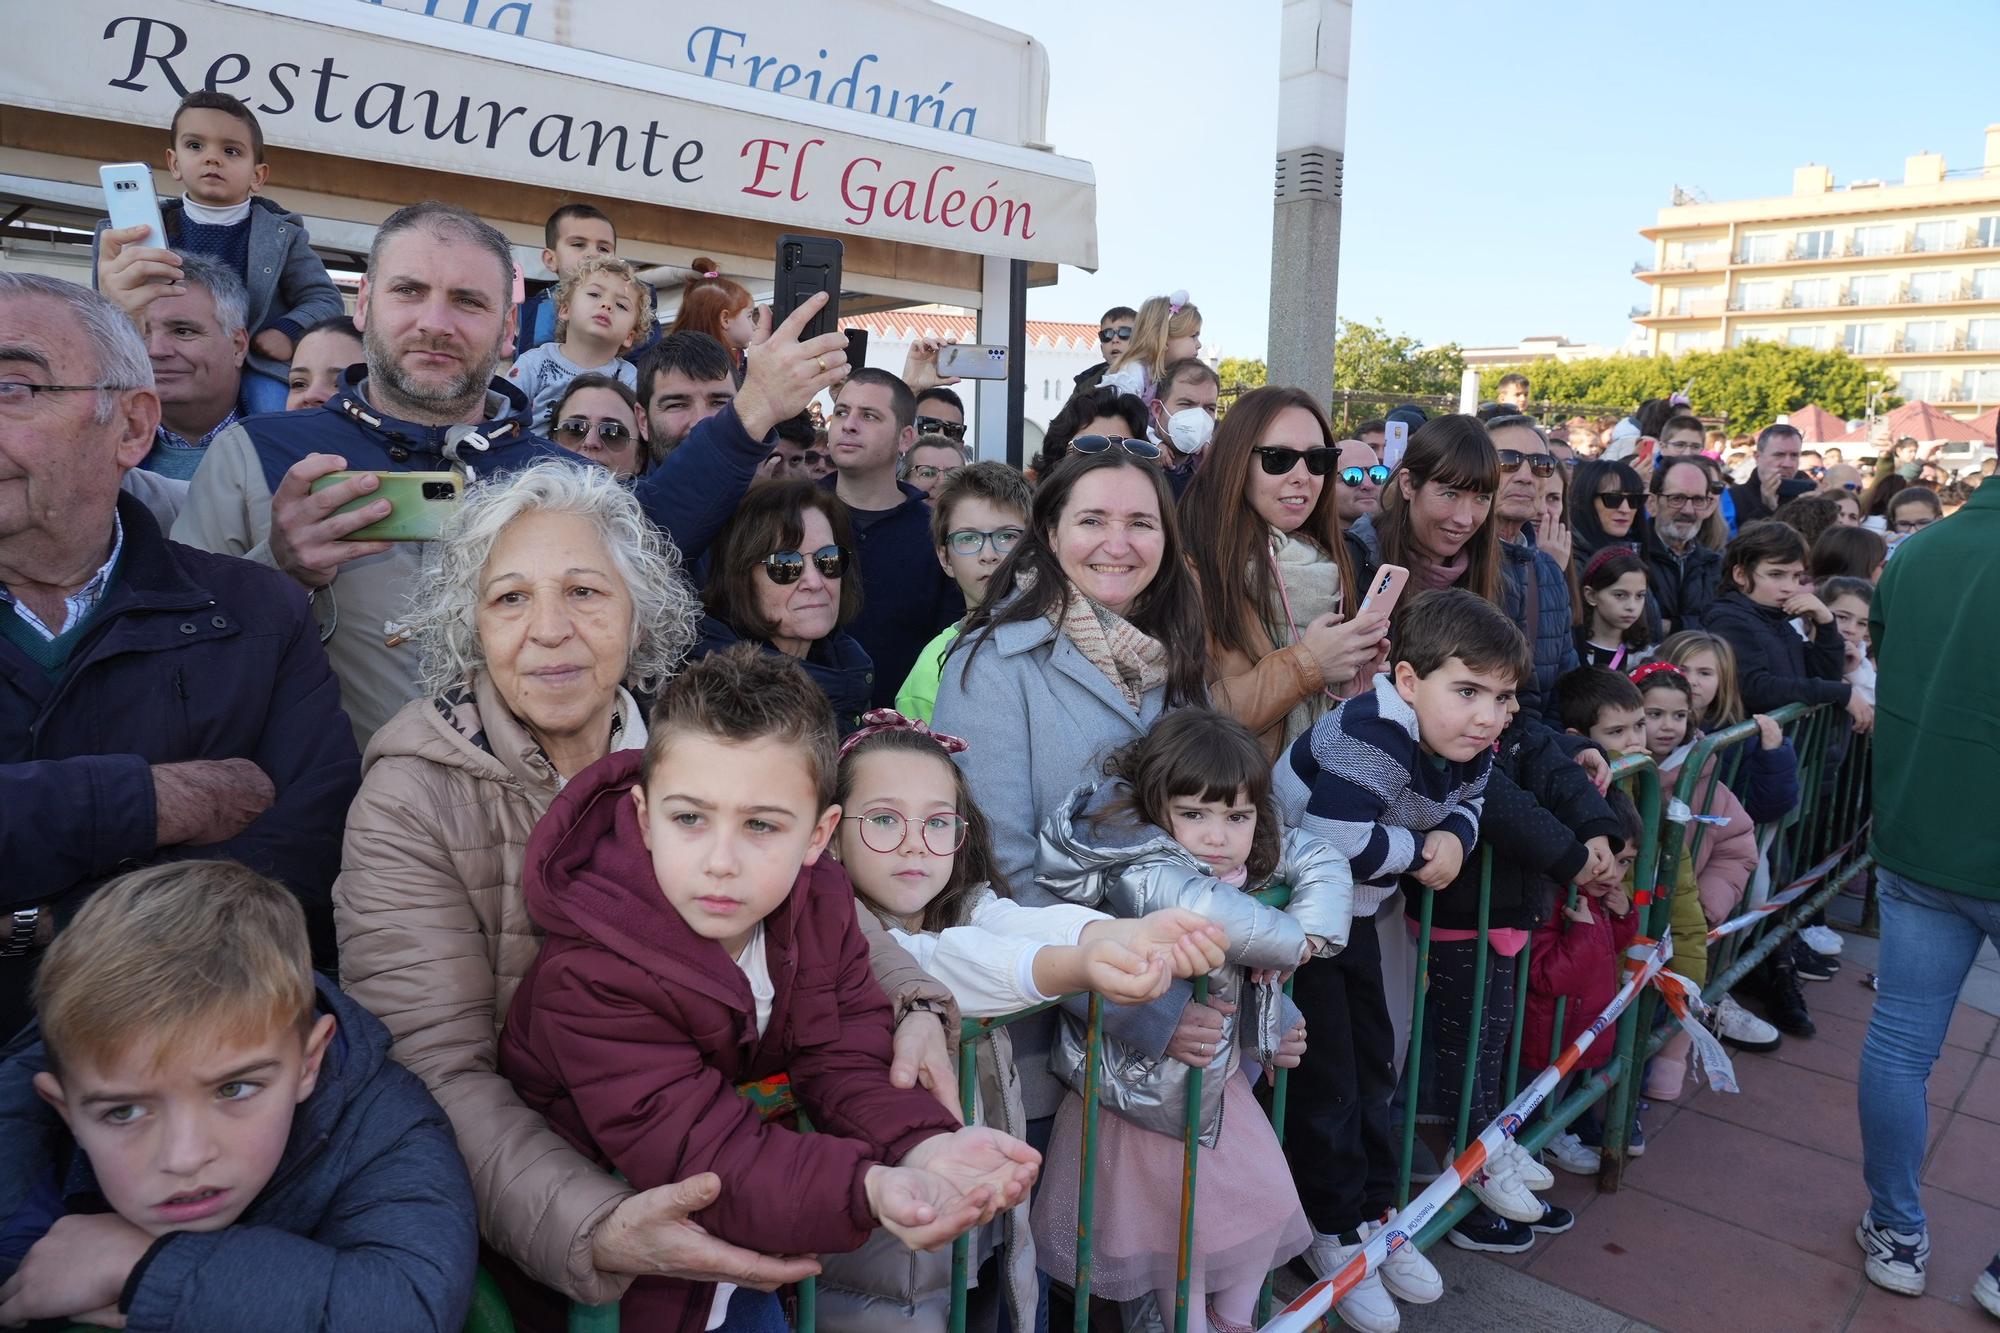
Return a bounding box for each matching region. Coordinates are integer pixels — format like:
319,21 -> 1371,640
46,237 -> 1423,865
1563,896 -> 1596,927
1752,714 -> 1784,750
1412,830 -> 1464,889
1112,907 -> 1229,977
1270,1018 -> 1309,1076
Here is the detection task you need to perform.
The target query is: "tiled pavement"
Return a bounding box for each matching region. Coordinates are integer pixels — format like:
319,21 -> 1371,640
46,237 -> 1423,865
1425,931 -> 2000,1332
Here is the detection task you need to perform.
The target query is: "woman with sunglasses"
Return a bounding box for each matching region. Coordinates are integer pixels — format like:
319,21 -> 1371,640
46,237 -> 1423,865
933,447 -> 1210,1138
695,478 -> 874,732
1570,458 -> 1666,646
547,373 -> 647,479
1181,386 -> 1391,760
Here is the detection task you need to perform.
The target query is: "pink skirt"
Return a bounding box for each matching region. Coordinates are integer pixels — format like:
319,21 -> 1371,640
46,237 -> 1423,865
1031,1069 -> 1311,1301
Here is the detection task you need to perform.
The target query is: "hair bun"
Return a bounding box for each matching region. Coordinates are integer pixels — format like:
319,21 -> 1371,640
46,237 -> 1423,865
690,257 -> 721,279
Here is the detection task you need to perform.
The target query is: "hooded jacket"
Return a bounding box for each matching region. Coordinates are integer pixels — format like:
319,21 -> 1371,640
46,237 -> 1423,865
1034,779 -> 1352,1146
1703,589 -> 1851,715
1521,893 -> 1639,1075
1431,721 -> 1619,934
1660,745 -> 1759,926
0,496 -> 357,1004
174,369 -> 777,744
818,477 -> 963,709
691,613 -> 874,735
498,749 -> 961,1333
336,676 -> 955,1305
0,976 -> 476,1331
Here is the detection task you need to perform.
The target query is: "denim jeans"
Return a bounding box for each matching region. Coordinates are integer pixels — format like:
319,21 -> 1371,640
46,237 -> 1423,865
1858,868 -> 2000,1233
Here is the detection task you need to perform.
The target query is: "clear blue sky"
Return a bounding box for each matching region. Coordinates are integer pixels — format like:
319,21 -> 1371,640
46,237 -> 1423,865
949,0 -> 2000,362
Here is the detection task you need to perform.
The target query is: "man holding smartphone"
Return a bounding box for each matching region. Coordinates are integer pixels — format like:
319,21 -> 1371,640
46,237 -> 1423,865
174,201 -> 849,743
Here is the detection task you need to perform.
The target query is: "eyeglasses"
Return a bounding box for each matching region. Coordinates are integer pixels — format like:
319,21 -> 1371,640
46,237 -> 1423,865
946,526 -> 1024,556
1496,449 -> 1557,478
842,809 -> 969,855
553,417 -> 635,446
907,463 -> 962,482
1891,516 -> 1935,534
915,415 -> 967,441
759,544 -> 850,584
1839,481 -> 1862,492
1595,491 -> 1645,510
1338,464 -> 1391,488
1069,434 -> 1163,461
1098,325 -> 1135,344
1253,445 -> 1340,477
0,380 -> 143,413
1657,491 -> 1716,510
786,450 -> 830,470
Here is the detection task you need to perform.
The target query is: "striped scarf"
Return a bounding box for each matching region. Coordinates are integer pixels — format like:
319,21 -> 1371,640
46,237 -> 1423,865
1055,587 -> 1167,711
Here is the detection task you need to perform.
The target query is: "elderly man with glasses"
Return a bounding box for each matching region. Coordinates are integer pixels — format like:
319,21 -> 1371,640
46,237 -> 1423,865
1645,455 -> 1726,632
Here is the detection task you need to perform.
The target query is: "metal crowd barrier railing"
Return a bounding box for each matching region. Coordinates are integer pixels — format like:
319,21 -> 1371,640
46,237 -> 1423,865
460,703 -> 1870,1333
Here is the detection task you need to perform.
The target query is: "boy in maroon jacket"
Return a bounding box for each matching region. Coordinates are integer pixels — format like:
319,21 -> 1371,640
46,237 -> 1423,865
501,646 -> 1039,1332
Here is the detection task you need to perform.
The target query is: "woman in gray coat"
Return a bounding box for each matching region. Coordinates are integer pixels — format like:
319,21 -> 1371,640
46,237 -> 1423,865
931,448 -> 1213,1124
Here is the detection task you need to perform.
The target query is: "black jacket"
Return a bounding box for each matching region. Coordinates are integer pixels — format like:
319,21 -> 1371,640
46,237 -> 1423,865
1704,589 -> 1851,714
818,478 -> 962,708
1725,473 -> 1816,533
1642,524 -> 1723,633
690,614 -> 875,735
1431,720 -> 1620,932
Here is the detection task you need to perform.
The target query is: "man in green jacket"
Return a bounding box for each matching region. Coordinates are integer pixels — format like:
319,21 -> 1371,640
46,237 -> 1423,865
1856,474 -> 2000,1314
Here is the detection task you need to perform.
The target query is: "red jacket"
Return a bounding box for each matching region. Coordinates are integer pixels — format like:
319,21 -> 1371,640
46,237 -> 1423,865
498,750 -> 960,1332
1520,894 -> 1639,1074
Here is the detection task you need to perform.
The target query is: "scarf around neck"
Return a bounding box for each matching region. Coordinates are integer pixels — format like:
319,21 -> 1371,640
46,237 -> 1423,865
1416,548 -> 1471,591
1054,586 -> 1168,711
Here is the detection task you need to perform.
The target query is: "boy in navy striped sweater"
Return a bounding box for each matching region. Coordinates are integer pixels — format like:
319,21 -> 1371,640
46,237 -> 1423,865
1272,589 -> 1533,1331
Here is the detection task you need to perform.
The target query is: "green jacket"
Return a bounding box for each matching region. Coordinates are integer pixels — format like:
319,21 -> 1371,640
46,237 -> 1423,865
894,622 -> 961,723
1869,476 -> 2000,900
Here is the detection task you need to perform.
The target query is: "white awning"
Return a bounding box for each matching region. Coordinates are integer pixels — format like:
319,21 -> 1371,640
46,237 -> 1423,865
10,0 -> 1098,269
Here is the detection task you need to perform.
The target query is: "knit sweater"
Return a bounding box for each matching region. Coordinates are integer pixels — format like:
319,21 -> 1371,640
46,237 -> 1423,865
1272,673 -> 1491,916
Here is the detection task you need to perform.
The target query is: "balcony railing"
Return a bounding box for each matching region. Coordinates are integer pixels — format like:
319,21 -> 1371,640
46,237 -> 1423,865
1891,334 -> 1966,354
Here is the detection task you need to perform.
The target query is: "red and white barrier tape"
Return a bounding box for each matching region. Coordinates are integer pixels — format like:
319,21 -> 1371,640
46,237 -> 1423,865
1704,838 -> 1856,943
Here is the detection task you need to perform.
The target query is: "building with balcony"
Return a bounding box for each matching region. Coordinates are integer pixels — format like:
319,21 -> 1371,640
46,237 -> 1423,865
1632,127 -> 2000,416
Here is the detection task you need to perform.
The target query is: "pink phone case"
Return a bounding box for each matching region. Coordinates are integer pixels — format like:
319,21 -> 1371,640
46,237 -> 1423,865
1359,564 -> 1410,620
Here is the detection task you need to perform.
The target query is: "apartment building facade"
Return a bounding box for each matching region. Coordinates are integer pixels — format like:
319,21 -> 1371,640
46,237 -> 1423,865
1633,126 -> 2000,417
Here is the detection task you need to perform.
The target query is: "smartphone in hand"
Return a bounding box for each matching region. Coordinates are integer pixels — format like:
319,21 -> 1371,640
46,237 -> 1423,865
308,471 -> 463,542
99,163 -> 166,249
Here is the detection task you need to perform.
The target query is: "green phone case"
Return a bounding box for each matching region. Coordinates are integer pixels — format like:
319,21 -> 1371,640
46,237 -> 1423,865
308,471 -> 462,542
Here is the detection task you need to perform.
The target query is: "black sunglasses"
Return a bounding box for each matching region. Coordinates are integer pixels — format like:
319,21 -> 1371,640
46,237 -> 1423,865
1098,325 -> 1135,344
1497,448 -> 1556,477
1595,491 -> 1645,510
1253,445 -> 1340,477
760,544 -> 850,585
1339,464 -> 1391,487
554,417 -> 634,445
1070,434 -> 1163,461
915,415 -> 967,441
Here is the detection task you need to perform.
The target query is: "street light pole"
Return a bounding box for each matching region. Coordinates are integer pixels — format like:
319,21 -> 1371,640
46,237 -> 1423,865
1265,0 -> 1352,405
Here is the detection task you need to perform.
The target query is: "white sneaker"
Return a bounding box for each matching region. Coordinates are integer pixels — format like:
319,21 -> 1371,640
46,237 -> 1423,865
1800,924 -> 1845,956
1712,994 -> 1783,1052
1503,1138 -> 1556,1191
1466,1155 -> 1544,1223
1974,1257 -> 2000,1318
1543,1131 -> 1601,1176
1303,1231 -> 1400,1333
1363,1213 -> 1443,1305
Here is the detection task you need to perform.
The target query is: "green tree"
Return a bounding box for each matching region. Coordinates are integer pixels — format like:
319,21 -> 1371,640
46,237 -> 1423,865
1334,320 -> 1465,397
1216,356 -> 1267,392
1476,341 -> 1898,429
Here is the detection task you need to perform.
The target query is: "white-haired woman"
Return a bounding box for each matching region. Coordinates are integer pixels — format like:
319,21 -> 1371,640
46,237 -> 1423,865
334,461 -> 959,1324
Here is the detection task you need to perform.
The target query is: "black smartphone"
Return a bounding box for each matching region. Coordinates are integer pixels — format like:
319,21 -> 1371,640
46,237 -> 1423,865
773,233 -> 843,342
845,327 -> 869,369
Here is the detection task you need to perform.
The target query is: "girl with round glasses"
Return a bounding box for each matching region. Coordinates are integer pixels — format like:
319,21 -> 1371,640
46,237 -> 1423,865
1180,386 -> 1390,759
695,479 -> 873,731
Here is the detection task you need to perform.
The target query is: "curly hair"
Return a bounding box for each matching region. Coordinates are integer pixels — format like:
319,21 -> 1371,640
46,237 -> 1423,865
406,459 -> 699,697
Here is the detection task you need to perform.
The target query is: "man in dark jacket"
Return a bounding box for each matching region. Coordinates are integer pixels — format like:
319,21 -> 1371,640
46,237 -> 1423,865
0,273 -> 358,1036
1644,456 -> 1724,632
823,369 -> 962,706
0,864 -> 474,1330
1725,424 -> 1815,533
174,201 -> 852,743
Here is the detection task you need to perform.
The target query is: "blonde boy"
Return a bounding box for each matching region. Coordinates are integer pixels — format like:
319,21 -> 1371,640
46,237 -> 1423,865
0,863 -> 475,1330
509,254 -> 654,430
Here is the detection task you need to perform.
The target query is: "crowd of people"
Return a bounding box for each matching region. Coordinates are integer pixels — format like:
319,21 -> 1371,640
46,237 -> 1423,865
1,88 -> 1995,1333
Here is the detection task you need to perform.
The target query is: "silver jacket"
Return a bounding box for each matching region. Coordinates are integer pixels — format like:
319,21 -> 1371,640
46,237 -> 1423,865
1035,780 -> 1355,1146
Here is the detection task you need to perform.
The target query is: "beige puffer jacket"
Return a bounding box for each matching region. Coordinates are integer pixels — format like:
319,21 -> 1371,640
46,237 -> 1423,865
336,672 -> 962,1306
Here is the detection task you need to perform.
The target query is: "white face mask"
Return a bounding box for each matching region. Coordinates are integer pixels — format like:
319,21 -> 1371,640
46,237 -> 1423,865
1162,406 -> 1215,455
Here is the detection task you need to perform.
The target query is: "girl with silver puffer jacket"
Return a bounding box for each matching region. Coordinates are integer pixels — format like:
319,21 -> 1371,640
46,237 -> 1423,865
1030,709 -> 1353,1333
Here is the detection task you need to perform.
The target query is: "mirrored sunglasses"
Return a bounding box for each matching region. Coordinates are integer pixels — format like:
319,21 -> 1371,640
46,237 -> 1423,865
915,415 -> 967,440
760,543 -> 850,585
1339,465 -> 1391,487
1496,448 -> 1556,477
1070,434 -> 1163,461
554,417 -> 634,445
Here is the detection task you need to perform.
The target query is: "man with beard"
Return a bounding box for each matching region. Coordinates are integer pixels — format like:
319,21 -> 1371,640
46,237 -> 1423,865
1644,456 -> 1724,632
176,203 -> 849,743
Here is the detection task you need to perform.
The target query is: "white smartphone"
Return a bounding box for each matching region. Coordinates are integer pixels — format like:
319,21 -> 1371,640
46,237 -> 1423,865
1358,563 -> 1411,622
937,342 -> 1010,380
1383,418 -> 1411,471
99,163 -> 166,249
